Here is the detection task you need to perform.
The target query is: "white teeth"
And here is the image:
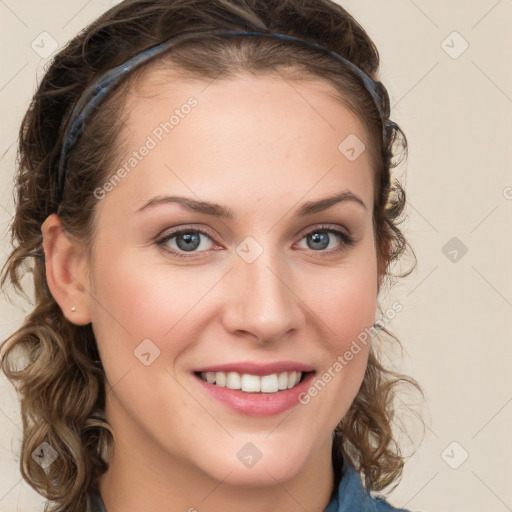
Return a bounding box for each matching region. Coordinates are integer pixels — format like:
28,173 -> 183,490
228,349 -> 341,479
199,370 -> 304,393
260,374 -> 278,393
241,374 -> 261,392
226,371 -> 241,389
215,372 -> 226,387
287,371 -> 297,389
277,371 -> 289,390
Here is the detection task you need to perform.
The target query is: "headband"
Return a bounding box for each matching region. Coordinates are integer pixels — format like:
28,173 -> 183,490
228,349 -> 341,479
56,28 -> 385,199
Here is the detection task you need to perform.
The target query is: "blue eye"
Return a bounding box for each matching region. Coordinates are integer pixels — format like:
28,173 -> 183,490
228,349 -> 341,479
156,228 -> 216,259
297,225 -> 356,253
156,224 -> 355,260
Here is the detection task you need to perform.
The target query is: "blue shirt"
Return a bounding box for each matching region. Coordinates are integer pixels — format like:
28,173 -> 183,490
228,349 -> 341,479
324,462 -> 414,511
90,462 -> 414,511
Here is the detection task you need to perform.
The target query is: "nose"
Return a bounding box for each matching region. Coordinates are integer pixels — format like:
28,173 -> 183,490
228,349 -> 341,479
220,250 -> 306,345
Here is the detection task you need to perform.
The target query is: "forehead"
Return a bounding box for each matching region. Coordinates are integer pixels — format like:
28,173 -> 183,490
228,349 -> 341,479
124,65 -> 373,149
105,68 -> 375,216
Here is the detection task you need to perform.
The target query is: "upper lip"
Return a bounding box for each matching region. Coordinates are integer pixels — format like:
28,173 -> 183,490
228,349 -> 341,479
194,361 -> 315,376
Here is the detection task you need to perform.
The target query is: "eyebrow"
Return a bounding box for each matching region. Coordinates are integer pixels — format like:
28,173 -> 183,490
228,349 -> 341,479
135,190 -> 367,219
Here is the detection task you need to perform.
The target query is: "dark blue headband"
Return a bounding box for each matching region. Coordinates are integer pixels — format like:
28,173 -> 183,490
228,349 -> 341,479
57,28 -> 385,198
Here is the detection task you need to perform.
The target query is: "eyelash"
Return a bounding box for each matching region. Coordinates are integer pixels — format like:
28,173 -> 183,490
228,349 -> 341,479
155,224 -> 356,260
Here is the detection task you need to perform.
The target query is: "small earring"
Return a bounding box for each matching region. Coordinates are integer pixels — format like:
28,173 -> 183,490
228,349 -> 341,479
70,307 -> 77,312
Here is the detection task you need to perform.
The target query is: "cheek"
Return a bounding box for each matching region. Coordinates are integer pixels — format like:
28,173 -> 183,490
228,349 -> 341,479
87,244 -> 175,376
302,254 -> 378,343
89,247 -> 202,336
299,247 -> 377,401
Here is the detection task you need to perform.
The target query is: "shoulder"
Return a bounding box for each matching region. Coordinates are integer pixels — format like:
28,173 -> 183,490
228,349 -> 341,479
325,462 -> 419,512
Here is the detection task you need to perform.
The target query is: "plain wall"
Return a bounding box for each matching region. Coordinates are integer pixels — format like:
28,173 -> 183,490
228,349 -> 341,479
1,1 -> 511,511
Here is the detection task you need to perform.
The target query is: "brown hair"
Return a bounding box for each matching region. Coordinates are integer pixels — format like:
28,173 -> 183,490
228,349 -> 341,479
1,1 -> 422,510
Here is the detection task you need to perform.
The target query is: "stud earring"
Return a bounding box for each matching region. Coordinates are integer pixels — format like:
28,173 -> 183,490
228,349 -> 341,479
70,306 -> 77,312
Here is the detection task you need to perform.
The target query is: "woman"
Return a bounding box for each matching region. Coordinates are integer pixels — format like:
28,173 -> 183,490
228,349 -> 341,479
1,1 -> 422,511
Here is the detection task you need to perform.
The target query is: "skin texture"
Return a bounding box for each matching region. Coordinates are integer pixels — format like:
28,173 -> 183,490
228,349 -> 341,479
42,72 -> 380,512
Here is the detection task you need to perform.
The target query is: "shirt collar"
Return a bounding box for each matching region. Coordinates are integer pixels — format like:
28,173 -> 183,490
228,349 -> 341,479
324,459 -> 375,512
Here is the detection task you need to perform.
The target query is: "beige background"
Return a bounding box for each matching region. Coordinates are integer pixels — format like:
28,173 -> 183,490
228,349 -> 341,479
1,1 -> 511,511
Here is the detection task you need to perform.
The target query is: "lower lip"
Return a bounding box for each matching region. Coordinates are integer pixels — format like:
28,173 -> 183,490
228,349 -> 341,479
193,372 -> 316,417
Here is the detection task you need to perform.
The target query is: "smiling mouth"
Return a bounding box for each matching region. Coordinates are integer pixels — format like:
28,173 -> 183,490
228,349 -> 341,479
194,370 -> 312,393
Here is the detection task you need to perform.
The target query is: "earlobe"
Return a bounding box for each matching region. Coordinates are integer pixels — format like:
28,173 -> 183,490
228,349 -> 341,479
41,213 -> 92,326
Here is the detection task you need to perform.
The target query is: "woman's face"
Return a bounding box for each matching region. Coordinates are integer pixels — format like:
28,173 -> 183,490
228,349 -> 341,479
86,71 -> 379,487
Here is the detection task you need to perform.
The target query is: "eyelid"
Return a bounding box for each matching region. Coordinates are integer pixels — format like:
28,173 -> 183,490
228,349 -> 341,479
295,222 -> 350,239
155,225 -> 219,257
155,223 -> 356,259
155,222 -> 351,242
155,224 -> 217,242
294,224 -> 356,252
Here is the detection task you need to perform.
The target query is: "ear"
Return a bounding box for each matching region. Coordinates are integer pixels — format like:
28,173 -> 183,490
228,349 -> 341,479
41,213 -> 92,326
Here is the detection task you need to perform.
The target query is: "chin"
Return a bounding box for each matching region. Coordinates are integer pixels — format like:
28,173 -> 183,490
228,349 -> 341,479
195,438 -> 314,487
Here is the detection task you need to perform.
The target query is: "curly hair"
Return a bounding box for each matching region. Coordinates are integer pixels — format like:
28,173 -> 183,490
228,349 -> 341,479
0,0 -> 423,510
